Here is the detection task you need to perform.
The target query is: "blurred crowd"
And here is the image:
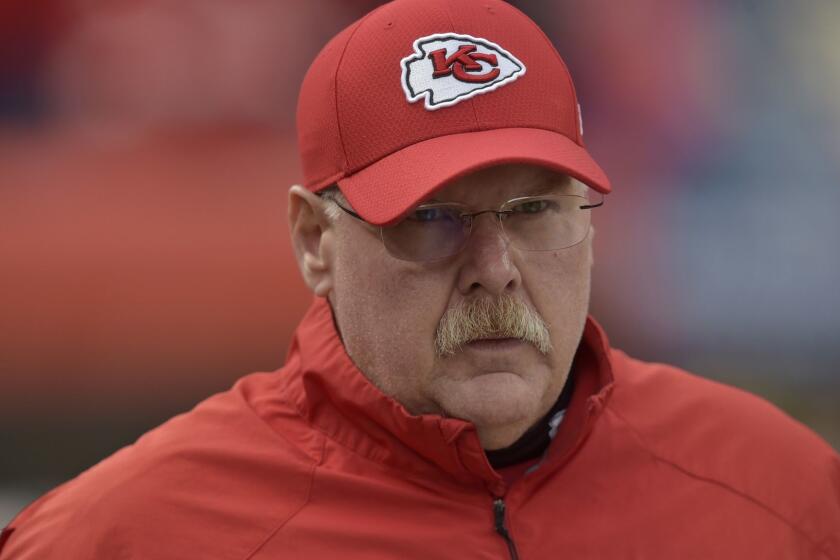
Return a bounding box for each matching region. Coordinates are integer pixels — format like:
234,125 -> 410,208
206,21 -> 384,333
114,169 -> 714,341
2,0 -> 838,524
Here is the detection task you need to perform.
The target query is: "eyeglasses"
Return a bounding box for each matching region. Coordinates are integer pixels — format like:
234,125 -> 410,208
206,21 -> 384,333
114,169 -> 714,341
323,188 -> 604,262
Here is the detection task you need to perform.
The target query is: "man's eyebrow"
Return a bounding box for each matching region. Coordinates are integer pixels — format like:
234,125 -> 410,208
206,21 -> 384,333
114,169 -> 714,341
524,173 -> 575,194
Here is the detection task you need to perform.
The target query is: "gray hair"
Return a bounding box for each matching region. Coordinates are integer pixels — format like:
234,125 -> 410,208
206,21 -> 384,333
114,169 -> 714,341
318,185 -> 351,223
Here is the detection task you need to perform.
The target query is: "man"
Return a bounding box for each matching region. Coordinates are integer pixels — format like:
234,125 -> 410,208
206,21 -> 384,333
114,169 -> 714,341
3,0 -> 839,558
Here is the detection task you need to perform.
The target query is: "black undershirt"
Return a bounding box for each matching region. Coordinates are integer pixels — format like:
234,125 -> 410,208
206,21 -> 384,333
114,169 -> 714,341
484,367 -> 577,469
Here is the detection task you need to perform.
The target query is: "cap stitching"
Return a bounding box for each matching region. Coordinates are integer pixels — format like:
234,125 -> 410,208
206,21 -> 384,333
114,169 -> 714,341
347,124 -> 574,177
440,0 -> 482,130
333,6 -> 389,177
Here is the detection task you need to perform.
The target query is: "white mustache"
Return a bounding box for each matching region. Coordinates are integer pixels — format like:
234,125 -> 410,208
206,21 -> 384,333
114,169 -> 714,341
434,294 -> 553,357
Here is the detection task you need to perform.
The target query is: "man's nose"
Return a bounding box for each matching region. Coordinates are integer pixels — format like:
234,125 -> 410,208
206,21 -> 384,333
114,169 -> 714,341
455,214 -> 522,296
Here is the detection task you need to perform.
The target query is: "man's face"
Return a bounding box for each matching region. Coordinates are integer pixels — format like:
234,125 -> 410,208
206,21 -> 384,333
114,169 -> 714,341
312,164 -> 593,449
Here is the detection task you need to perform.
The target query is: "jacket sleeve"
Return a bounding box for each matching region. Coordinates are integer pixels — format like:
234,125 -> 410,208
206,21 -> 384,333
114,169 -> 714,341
0,490 -> 133,560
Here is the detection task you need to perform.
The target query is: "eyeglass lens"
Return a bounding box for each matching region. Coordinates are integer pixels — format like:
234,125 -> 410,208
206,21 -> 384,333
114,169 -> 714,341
381,194 -> 595,262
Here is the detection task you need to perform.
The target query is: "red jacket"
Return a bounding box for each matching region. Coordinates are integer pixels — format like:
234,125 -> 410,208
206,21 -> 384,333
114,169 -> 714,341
4,298 -> 839,559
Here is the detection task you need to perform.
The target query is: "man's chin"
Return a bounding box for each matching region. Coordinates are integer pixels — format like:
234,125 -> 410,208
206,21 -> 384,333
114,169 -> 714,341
434,372 -> 541,441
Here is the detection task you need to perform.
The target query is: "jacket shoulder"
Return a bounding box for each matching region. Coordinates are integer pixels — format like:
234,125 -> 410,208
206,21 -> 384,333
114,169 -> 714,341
2,371 -> 319,560
606,349 -> 840,555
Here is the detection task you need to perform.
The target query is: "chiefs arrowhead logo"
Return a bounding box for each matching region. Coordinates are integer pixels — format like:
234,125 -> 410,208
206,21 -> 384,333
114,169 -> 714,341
401,33 -> 526,111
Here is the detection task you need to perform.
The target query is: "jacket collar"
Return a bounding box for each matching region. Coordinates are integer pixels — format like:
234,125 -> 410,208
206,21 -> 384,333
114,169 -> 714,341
281,297 -> 614,494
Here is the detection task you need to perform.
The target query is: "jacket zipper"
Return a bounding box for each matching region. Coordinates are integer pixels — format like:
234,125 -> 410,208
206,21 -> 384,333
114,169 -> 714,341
493,497 -> 520,560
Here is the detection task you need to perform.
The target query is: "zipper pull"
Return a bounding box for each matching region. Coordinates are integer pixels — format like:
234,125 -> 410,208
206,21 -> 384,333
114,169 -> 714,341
493,498 -> 520,560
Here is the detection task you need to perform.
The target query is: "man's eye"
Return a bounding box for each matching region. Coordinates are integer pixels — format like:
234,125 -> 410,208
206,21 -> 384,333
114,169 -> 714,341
512,199 -> 551,214
408,207 -> 448,222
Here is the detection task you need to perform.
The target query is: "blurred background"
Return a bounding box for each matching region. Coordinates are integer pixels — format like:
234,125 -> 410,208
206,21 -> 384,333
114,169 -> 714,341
2,0 -> 838,525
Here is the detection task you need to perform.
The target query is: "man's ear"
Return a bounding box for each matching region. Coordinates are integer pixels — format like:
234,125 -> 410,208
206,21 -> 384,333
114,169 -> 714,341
288,185 -> 334,297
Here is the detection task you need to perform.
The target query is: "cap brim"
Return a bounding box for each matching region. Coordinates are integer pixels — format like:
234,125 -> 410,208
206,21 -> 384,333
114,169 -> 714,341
337,127 -> 611,226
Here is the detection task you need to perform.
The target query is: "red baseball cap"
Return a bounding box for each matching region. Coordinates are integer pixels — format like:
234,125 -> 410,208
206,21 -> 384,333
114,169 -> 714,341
296,0 -> 611,226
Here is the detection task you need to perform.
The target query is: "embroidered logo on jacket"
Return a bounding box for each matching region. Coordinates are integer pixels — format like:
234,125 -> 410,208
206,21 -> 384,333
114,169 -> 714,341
400,33 -> 526,111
